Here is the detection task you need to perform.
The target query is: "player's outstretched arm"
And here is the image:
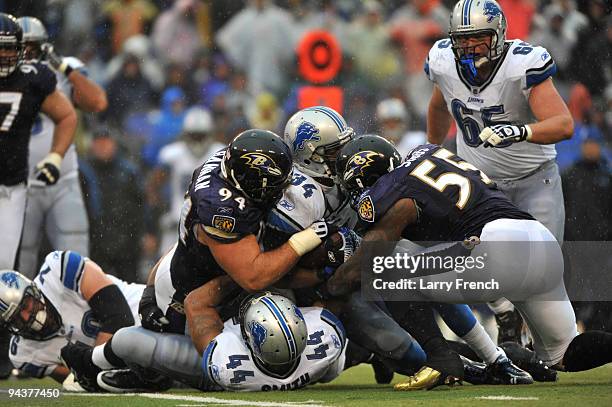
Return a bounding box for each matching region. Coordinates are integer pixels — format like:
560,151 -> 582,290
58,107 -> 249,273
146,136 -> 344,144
526,78 -> 574,144
427,85 -> 453,145
198,221 -> 326,292
184,276 -> 239,355
79,259 -> 135,345
68,70 -> 108,113
327,198 -> 418,296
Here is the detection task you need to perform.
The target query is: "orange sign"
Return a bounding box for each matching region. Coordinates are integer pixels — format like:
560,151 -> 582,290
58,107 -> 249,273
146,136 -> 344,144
297,30 -> 342,84
297,86 -> 344,115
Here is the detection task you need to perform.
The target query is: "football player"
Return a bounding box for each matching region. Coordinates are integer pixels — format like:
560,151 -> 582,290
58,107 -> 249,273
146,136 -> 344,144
0,13 -> 76,379
149,106 -> 225,255
0,251 -> 142,386
425,0 -> 572,342
281,107 -> 528,386
329,136 -> 612,389
17,16 -> 108,279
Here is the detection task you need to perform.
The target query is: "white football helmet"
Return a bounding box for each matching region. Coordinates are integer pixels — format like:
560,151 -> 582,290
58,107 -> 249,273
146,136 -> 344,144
239,292 -> 307,375
0,270 -> 62,340
17,16 -> 48,62
284,106 -> 354,187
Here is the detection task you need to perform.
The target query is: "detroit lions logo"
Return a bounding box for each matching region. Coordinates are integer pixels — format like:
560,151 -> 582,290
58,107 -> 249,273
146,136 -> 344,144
241,153 -> 283,176
483,1 -> 502,23
293,121 -> 320,151
249,321 -> 268,354
1,272 -> 19,289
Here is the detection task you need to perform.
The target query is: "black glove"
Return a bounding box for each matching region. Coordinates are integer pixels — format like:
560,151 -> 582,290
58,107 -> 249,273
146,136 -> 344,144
139,285 -> 169,332
34,152 -> 62,185
41,42 -> 73,76
479,124 -> 532,148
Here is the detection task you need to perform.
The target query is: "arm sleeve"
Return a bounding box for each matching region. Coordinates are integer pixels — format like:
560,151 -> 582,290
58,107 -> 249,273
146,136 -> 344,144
87,285 -> 135,334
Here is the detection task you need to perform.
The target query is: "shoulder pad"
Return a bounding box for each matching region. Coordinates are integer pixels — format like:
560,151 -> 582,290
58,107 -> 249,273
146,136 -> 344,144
507,41 -> 557,88
45,250 -> 85,292
425,39 -> 454,81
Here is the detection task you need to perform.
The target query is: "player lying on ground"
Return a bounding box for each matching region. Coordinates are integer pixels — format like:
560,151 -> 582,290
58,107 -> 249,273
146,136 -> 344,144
0,251 -> 141,386
328,135 -> 612,390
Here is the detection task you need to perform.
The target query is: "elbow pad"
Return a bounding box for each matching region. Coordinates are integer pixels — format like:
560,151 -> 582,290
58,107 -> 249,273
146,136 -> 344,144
88,285 -> 135,334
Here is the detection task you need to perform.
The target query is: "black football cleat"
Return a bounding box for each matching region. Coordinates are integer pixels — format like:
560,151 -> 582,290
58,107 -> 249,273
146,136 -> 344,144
97,368 -> 172,393
500,341 -> 557,382
485,354 -> 534,385
460,356 -> 488,385
60,342 -> 102,392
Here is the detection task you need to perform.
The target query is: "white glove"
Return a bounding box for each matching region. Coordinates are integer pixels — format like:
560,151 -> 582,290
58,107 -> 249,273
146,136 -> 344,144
479,124 -> 532,148
288,220 -> 329,256
41,43 -> 73,76
34,152 -> 62,185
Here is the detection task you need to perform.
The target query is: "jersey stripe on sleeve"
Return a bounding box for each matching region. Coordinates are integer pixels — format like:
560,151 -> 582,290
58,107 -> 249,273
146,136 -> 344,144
60,251 -> 85,291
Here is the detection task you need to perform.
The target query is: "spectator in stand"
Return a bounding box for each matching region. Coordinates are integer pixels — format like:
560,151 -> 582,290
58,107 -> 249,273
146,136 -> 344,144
529,10 -> 576,77
568,1 -> 611,97
142,86 -> 187,167
104,54 -> 158,128
151,0 -> 207,68
102,0 -> 158,56
245,92 -> 283,133
198,54 -> 231,109
79,127 -> 144,282
541,0 -> 588,45
562,130 -> 612,332
216,0 -> 297,97
104,35 -> 165,91
390,0 -> 449,121
345,1 -> 401,91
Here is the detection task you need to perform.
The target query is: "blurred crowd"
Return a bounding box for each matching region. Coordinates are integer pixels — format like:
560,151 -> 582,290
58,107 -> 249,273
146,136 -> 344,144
4,0 -> 611,298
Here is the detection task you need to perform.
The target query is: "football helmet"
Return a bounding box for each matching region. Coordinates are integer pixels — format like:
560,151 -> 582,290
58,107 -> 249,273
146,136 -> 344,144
182,107 -> 215,157
449,0 -> 507,73
376,98 -> 408,144
222,129 -> 293,208
284,106 -> 354,187
0,270 -> 62,340
0,13 -> 23,77
335,134 -> 402,205
239,292 -> 307,375
17,16 -> 48,62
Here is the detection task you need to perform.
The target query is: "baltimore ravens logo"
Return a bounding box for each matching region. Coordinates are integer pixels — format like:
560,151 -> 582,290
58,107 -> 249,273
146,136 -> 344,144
293,121 -> 320,151
249,321 -> 267,354
483,1 -> 502,23
241,153 -> 283,176
343,151 -> 380,182
212,215 -> 236,233
357,195 -> 375,223
1,272 -> 19,289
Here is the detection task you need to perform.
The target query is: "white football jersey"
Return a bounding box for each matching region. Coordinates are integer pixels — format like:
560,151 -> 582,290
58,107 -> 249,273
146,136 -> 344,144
28,58 -> 83,183
158,141 -> 226,227
426,39 -> 558,180
267,168 -> 326,233
202,307 -> 346,391
9,251 -> 144,378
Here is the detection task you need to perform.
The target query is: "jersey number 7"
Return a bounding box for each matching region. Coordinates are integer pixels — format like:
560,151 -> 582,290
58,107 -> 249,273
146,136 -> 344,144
0,92 -> 23,132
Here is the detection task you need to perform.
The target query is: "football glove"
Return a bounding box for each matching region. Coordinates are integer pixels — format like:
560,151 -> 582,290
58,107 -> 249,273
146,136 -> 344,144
323,227 -> 361,268
479,124 -> 532,148
288,219 -> 330,256
139,285 -> 169,332
41,43 -> 74,76
34,152 -> 62,185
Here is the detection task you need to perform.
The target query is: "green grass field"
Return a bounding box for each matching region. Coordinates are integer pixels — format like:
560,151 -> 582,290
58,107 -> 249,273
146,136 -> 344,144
2,364 -> 612,407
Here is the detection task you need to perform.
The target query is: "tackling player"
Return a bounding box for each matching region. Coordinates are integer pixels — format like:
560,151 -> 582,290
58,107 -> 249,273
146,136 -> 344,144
0,13 -> 76,379
424,0 -> 573,342
0,251 -> 142,387
329,136 -> 612,389
16,17 -> 108,279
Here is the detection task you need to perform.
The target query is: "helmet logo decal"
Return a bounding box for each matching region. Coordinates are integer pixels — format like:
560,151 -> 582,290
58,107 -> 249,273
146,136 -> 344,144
249,321 -> 268,354
357,195 -> 375,223
1,272 -> 19,289
293,121 -> 320,151
240,152 -> 282,176
344,151 -> 379,181
483,1 -> 502,23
